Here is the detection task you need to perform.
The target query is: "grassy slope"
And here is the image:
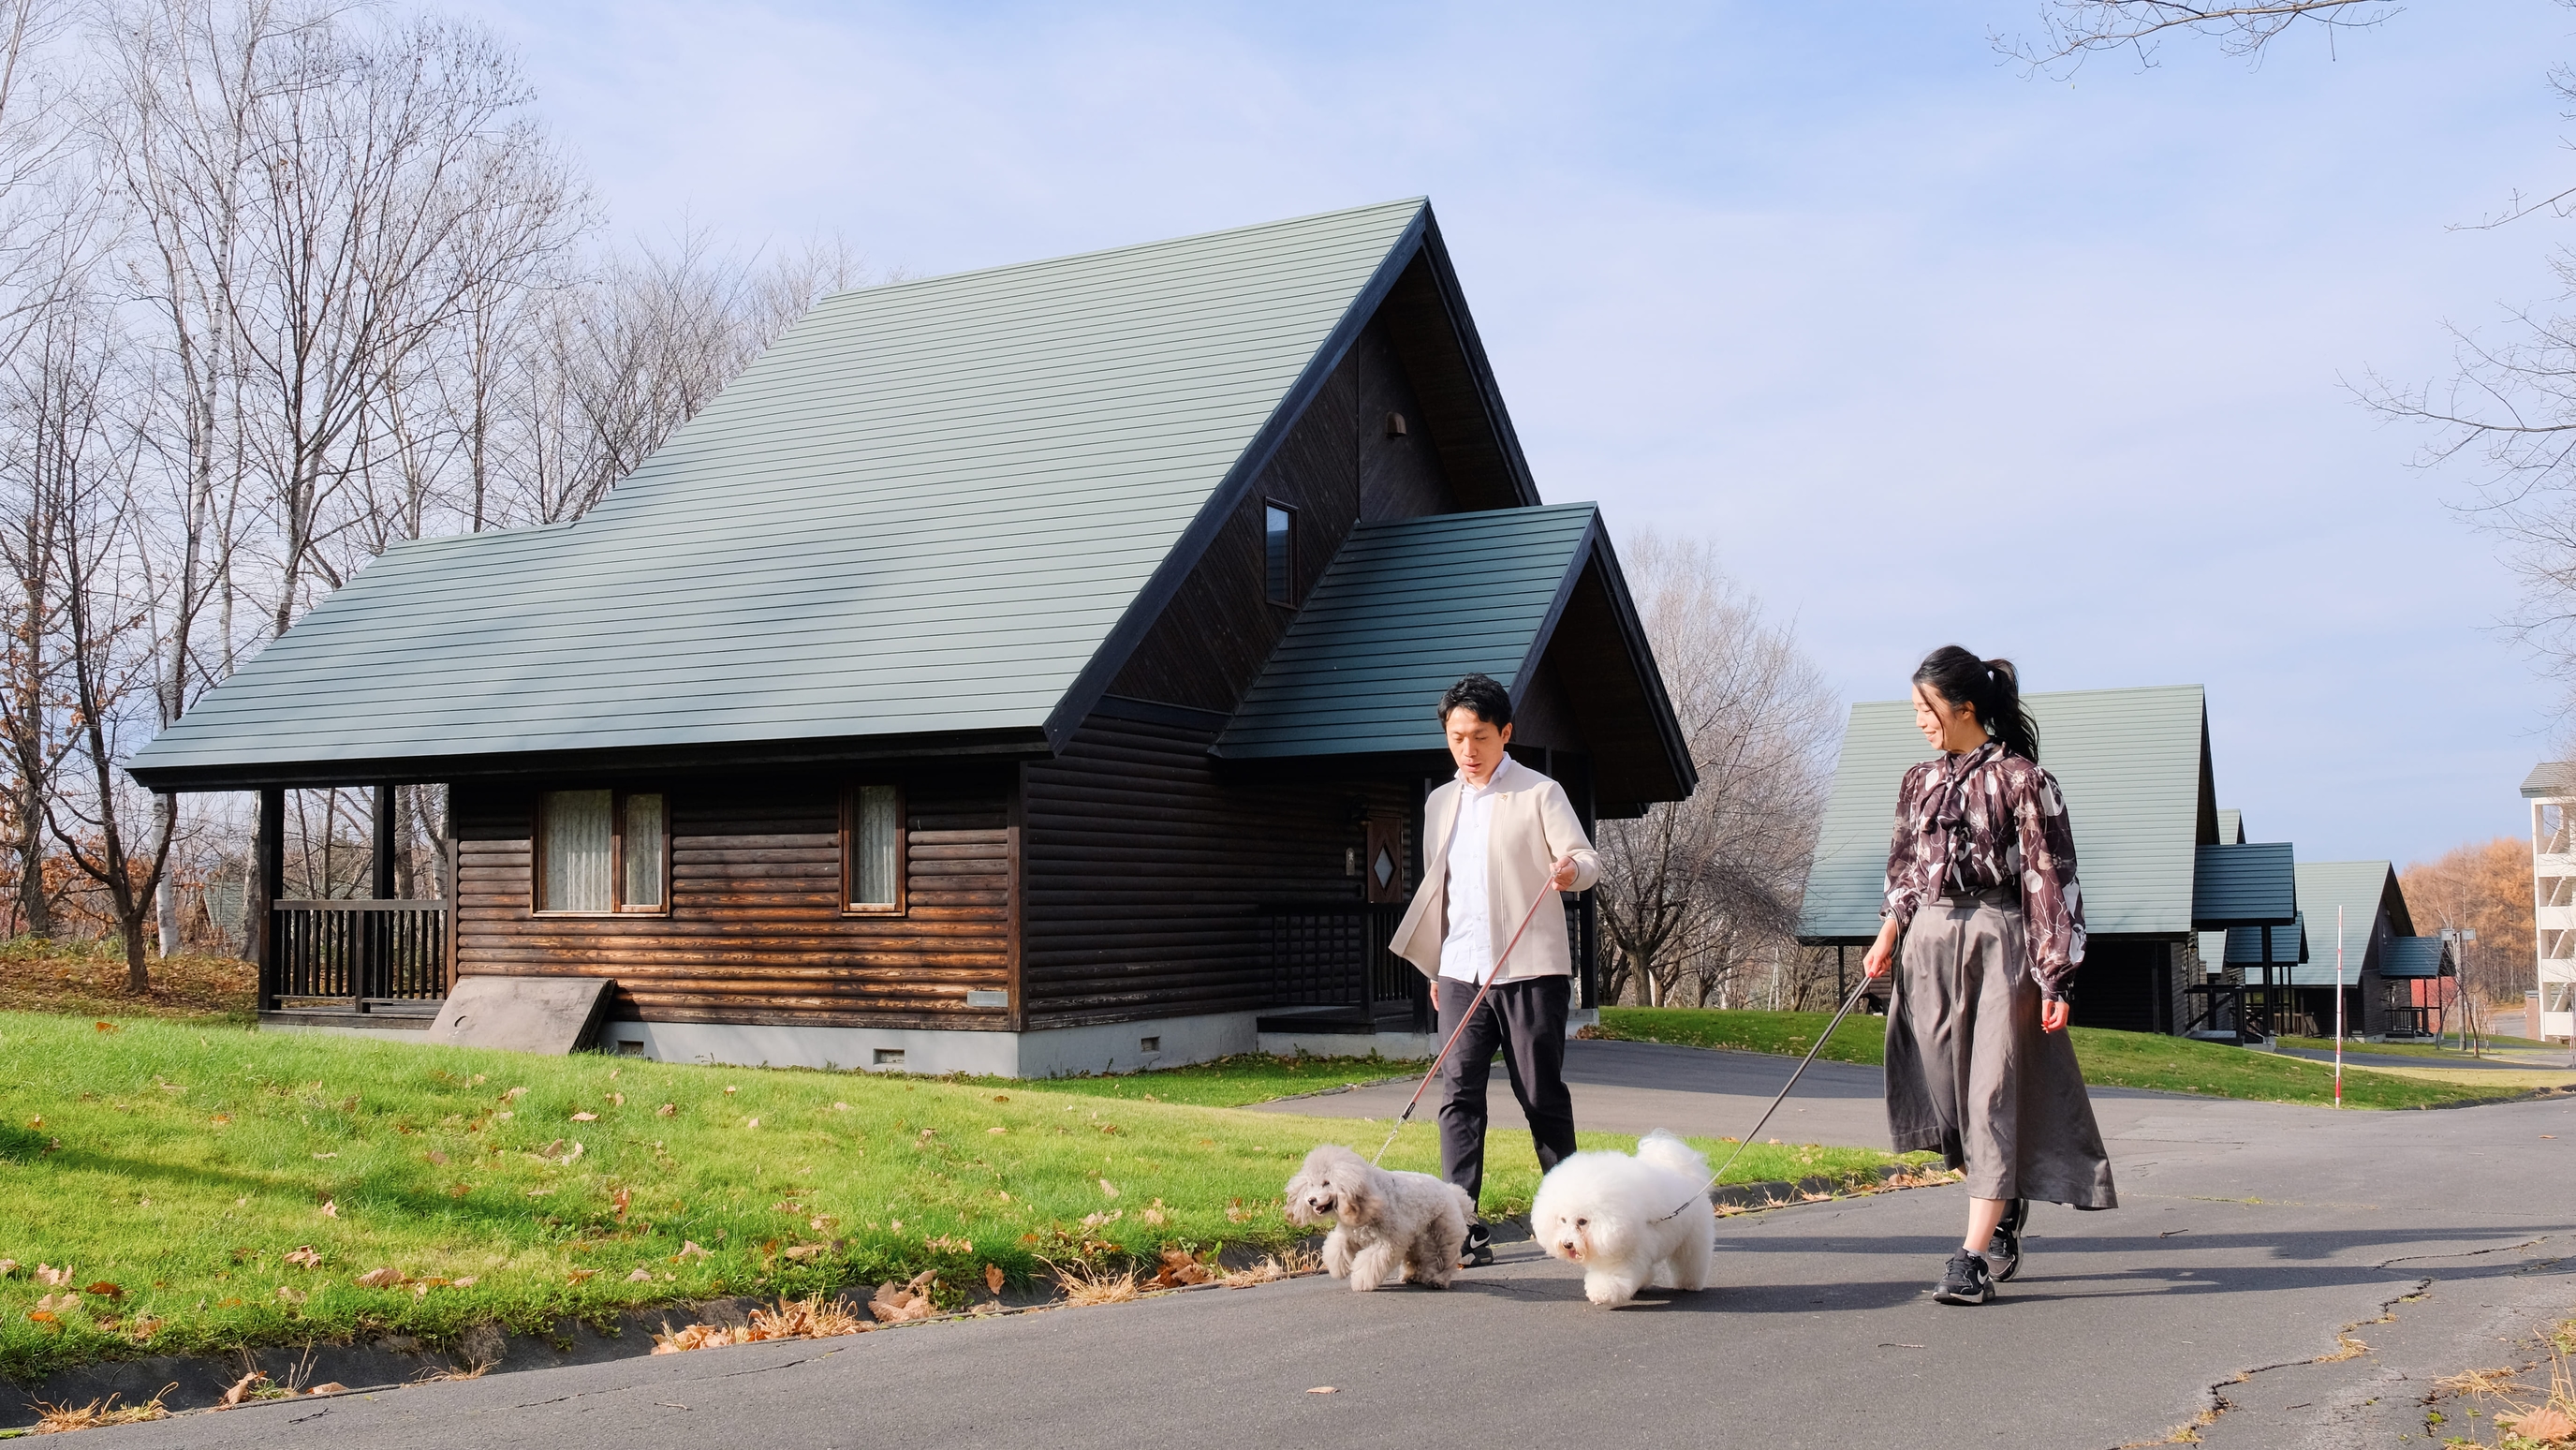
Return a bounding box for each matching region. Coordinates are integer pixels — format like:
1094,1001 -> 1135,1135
0,941 -> 254,1025
1590,1008 -> 2552,1109
0,1013 -> 1924,1382
966,1053 -> 1411,1108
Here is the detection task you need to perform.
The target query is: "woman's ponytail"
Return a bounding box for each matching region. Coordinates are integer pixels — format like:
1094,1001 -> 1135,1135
1912,645 -> 2042,762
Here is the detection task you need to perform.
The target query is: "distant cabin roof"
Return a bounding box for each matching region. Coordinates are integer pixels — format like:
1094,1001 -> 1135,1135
1211,504 -> 1690,806
2192,842 -> 2297,929
2379,937 -> 2451,979
2286,860 -> 2409,985
1798,684 -> 2215,942
2215,808 -> 2244,844
133,199 -> 1503,789
2213,913 -> 2306,967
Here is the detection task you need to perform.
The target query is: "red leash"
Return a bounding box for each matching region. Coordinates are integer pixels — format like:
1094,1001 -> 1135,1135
1369,875 -> 1564,1165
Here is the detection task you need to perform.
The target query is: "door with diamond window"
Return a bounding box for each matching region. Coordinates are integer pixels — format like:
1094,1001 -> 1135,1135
1362,818 -> 1406,905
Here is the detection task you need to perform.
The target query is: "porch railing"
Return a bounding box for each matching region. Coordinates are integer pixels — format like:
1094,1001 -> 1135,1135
1259,894 -> 1599,1027
266,899 -> 449,1013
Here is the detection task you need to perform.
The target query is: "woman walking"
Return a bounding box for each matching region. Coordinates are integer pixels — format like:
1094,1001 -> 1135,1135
1862,646 -> 2116,1306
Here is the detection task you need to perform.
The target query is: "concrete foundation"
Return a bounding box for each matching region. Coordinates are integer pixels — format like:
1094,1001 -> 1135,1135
595,1010 -> 1266,1078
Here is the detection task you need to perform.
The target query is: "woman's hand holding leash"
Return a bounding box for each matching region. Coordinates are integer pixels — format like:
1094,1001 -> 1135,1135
1864,914 -> 2068,1032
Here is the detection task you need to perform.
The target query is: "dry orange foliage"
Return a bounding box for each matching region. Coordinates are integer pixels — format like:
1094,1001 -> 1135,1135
2401,837 -> 2534,1009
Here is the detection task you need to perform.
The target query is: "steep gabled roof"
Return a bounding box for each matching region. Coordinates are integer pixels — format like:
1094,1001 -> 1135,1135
1210,504 -> 1692,806
1799,685 -> 2211,941
2193,842 -> 2297,929
134,199 -> 1543,789
2288,860 -> 2409,985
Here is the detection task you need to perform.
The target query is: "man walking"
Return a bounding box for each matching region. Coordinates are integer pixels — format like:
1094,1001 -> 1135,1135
1391,673 -> 1601,1266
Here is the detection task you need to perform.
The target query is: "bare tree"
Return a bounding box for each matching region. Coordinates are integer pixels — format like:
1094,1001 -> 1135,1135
1595,532 -> 1840,1010
1995,1 -> 2403,71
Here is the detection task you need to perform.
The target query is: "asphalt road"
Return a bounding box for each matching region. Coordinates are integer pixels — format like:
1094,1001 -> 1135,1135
77,1042 -> 2576,1450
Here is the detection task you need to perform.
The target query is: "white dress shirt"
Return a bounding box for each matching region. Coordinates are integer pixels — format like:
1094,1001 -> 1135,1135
1438,757 -> 1527,984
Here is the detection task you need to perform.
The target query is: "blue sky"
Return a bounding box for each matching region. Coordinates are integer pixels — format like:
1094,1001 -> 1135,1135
450,0 -> 2576,866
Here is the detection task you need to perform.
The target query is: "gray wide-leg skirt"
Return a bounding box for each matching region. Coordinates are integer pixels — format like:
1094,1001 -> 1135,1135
1885,891 -> 2117,1207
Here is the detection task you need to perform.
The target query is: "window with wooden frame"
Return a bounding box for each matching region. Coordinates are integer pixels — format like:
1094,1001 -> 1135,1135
842,783 -> 905,915
1263,500 -> 1296,606
535,789 -> 668,915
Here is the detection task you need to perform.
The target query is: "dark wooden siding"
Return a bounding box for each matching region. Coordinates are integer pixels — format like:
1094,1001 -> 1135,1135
452,767 -> 1015,1029
1021,707 -> 1416,1028
2068,939 -> 2175,1035
1108,315 -> 1458,715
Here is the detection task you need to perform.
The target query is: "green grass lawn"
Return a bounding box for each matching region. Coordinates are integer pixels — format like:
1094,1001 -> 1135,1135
2274,1034 -> 2561,1060
1591,1007 -> 2548,1109
960,1052 -> 1411,1107
0,1012 -> 1925,1382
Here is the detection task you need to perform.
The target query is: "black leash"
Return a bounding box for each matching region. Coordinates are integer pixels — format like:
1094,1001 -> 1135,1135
1649,970 -> 1880,1221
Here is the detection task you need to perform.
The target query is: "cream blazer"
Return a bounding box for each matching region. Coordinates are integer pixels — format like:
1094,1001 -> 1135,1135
1391,765 -> 1601,983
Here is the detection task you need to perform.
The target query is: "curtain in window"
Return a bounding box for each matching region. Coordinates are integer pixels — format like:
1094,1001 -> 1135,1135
541,791 -> 612,912
853,785 -> 901,908
622,793 -> 666,910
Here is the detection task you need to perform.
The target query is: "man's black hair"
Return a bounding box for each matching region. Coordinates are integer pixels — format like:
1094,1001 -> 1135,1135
1438,673 -> 1513,729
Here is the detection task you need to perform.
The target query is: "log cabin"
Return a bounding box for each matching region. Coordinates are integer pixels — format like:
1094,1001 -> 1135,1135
126,199 -> 1697,1076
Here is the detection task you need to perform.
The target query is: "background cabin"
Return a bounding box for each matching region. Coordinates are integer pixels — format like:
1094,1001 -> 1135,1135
127,200 -> 1695,1076
1800,685 -> 2298,1034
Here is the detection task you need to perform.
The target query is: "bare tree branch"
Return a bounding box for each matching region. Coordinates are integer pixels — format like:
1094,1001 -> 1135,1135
1995,0 -> 2401,73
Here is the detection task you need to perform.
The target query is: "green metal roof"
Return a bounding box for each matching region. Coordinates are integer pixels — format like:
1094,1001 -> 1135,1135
1798,684 -> 2211,942
2379,937 -> 2451,979
2286,860 -> 2408,986
1213,504 -> 1656,761
2192,842 -> 2297,928
130,200 -> 1444,786
2221,913 -> 2307,966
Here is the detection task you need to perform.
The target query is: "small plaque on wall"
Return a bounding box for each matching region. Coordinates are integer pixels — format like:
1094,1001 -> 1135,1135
965,989 -> 1009,1008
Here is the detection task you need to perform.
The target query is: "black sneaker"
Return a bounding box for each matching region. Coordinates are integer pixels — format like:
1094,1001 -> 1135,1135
1460,1222 -> 1494,1268
1987,1198 -> 2028,1283
1933,1250 -> 1994,1306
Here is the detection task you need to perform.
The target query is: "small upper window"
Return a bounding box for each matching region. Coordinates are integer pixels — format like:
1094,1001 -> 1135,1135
845,784 -> 905,914
1264,502 -> 1294,605
537,789 -> 667,914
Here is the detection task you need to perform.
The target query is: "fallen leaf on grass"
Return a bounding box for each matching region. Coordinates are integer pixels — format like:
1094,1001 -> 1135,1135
313,1151 -> 337,1160
780,1244 -> 832,1262
355,1267 -> 405,1289
656,1103 -> 676,1117
93,1020 -> 118,1033
567,1268 -> 596,1284
571,1112 -> 598,1122
745,1117 -> 759,1129
34,1264 -> 70,1286
626,1267 -> 653,1282
319,1200 -> 339,1219
286,1246 -> 322,1269
985,1264 -> 1005,1295
453,1277 -> 478,1288
1152,1249 -> 1213,1288
83,1281 -> 121,1299
0,1259 -> 14,1277
1098,1179 -> 1118,1198
425,1150 -> 449,1166
275,1287 -> 304,1304
988,1127 -> 1006,1135
672,1241 -> 713,1262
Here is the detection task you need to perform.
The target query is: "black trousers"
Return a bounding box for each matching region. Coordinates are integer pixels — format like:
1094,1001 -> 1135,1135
1435,974 -> 1578,1209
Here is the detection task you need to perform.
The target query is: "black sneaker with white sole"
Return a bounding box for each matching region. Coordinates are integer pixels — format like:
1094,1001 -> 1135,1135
1987,1197 -> 2028,1282
1460,1222 -> 1494,1268
1933,1250 -> 1995,1305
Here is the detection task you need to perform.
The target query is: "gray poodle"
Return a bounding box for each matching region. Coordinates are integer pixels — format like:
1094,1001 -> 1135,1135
1284,1144 -> 1475,1291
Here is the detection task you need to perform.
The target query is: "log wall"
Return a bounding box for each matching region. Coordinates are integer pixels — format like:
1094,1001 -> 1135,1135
451,767 -> 1016,1029
1020,706 -> 1419,1028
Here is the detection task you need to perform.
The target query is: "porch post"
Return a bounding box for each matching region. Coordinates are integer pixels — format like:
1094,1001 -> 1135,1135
251,787 -> 284,1006
372,783 -> 397,900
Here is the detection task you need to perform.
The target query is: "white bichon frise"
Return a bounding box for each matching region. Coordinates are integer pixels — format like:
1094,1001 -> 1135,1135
1530,1128 -> 1716,1307
1284,1144 -> 1476,1292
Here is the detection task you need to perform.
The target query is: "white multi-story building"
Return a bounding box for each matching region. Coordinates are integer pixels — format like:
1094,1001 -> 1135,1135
2523,763 -> 2576,1043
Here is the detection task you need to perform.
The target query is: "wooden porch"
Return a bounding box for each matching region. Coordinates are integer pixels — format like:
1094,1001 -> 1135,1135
251,784 -> 453,1032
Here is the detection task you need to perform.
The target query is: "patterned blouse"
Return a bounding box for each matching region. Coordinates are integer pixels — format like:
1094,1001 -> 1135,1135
1882,741 -> 2087,1000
